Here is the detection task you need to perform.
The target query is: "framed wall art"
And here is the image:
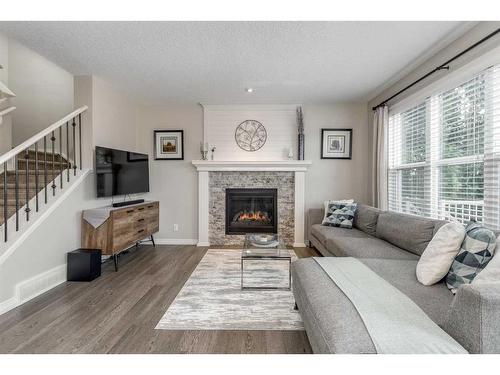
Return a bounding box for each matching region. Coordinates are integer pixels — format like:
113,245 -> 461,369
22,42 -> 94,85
321,128 -> 352,159
154,130 -> 184,160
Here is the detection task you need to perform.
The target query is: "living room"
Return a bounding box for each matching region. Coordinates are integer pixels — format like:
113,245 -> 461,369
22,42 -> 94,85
1,1 -> 500,373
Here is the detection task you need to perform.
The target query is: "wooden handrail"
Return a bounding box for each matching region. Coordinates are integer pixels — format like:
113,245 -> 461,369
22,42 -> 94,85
0,106 -> 88,165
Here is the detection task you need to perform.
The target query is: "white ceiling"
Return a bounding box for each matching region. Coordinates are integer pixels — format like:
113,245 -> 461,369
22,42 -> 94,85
0,21 -> 474,105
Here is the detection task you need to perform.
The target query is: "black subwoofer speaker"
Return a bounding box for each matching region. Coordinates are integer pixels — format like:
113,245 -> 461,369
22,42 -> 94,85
67,248 -> 102,282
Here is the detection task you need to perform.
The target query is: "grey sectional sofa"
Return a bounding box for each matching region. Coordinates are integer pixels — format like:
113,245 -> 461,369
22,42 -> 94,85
292,204 -> 500,354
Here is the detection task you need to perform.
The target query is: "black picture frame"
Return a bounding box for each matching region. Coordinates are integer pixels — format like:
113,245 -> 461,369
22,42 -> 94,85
321,128 -> 352,159
154,130 -> 184,160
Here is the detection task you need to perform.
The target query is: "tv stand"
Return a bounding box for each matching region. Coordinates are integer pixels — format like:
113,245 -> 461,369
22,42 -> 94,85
112,199 -> 145,208
82,201 -> 159,271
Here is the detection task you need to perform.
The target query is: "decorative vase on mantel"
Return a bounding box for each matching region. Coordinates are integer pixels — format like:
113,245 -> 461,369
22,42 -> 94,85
297,106 -> 305,160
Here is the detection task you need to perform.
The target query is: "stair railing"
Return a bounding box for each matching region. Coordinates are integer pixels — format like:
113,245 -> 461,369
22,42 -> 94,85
0,106 -> 88,242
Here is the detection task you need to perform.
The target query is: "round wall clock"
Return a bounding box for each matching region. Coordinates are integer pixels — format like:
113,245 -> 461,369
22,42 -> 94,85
235,120 -> 267,152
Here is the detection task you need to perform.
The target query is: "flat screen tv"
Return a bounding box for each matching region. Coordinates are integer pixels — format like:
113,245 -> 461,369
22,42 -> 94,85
95,146 -> 150,198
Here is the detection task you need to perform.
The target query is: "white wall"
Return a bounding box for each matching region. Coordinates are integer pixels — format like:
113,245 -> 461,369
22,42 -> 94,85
0,33 -> 12,155
8,38 -> 74,146
0,172 -> 113,304
203,105 -> 298,160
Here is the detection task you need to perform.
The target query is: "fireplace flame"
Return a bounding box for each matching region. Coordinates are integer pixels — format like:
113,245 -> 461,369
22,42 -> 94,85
235,210 -> 271,223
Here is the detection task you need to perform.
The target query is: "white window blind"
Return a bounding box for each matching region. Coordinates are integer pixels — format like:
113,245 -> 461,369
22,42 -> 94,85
388,64 -> 500,229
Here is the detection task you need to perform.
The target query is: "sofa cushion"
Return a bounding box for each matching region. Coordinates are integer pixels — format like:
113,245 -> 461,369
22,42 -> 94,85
326,236 -> 419,260
322,202 -> 357,229
446,221 -> 497,292
358,258 -> 453,326
416,222 -> 466,286
310,224 -> 369,246
376,211 -> 442,256
353,204 -> 382,236
473,236 -> 500,285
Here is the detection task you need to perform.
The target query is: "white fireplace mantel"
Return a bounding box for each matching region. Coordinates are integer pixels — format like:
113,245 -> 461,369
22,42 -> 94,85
192,160 -> 312,172
192,160 -> 312,247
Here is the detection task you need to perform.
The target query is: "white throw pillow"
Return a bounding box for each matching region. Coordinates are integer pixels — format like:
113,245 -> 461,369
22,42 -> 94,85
416,222 -> 466,286
322,199 -> 354,224
472,235 -> 500,285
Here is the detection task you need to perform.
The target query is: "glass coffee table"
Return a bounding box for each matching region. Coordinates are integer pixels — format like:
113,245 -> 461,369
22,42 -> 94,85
241,233 -> 292,290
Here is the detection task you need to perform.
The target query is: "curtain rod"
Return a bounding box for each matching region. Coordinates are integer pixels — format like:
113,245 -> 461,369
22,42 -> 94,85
372,28 -> 500,111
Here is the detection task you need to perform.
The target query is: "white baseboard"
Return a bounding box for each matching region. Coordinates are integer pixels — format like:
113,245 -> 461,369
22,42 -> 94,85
17,264 -> 66,304
154,238 -> 198,245
197,241 -> 210,247
0,264 -> 66,316
0,296 -> 18,316
293,242 -> 307,248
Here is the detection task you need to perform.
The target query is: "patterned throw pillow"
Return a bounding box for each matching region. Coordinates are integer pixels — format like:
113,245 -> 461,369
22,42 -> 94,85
445,220 -> 497,293
322,202 -> 357,229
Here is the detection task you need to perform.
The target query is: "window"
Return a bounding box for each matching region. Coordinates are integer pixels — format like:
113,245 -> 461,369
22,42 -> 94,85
387,64 -> 500,229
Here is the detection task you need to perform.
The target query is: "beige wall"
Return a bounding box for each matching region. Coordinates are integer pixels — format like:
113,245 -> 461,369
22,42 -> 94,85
303,104 -> 370,211
135,104 -> 203,241
366,21 -> 500,205
8,38 -> 74,146
92,77 -> 141,152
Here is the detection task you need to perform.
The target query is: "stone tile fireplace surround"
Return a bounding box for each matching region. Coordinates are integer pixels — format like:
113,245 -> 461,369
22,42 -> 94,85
192,161 -> 311,247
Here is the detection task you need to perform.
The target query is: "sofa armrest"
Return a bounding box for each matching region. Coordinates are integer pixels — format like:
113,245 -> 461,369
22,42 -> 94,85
443,282 -> 500,353
307,208 -> 324,242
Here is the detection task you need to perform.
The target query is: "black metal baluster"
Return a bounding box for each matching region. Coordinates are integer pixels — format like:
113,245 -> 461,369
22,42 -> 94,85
3,162 -> 7,242
51,131 -> 56,196
66,122 -> 70,182
44,136 -> 48,204
78,113 -> 82,170
59,126 -> 63,189
72,118 -> 77,176
15,155 -> 19,231
24,150 -> 30,221
34,142 -> 39,212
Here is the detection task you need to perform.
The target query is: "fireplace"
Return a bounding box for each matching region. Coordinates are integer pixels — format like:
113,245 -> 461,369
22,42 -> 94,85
225,188 -> 278,235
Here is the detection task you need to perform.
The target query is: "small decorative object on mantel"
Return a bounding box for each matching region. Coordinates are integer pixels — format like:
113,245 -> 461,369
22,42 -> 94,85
287,147 -> 294,160
321,128 -> 352,159
200,142 -> 208,160
235,120 -> 267,152
210,146 -> 216,161
297,106 -> 305,160
154,130 -> 184,160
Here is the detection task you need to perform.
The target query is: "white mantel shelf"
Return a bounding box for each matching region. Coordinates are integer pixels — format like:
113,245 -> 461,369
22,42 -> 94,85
191,160 -> 312,172
193,160 -> 312,248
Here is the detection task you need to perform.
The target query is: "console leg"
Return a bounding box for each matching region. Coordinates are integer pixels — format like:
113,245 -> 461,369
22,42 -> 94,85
113,254 -> 118,272
151,235 -> 156,247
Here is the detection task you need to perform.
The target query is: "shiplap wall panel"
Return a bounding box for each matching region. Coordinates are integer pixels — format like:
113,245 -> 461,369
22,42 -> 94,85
203,105 -> 299,161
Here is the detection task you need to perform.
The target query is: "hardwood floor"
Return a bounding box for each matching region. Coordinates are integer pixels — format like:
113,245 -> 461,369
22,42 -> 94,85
0,245 -> 319,354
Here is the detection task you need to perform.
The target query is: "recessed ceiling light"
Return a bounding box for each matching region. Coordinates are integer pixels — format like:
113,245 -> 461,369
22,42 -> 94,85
245,88 -> 254,93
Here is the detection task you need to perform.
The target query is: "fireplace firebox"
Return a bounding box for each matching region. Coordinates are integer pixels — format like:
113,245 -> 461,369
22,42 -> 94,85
225,188 -> 278,235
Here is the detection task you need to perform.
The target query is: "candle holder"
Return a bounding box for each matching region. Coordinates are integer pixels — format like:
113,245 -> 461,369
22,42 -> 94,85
200,142 -> 209,160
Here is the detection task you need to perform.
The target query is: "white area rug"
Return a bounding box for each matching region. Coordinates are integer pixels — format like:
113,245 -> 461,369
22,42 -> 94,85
155,249 -> 304,330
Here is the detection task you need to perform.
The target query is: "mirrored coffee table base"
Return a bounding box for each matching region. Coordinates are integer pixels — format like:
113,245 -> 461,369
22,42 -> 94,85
241,233 -> 292,290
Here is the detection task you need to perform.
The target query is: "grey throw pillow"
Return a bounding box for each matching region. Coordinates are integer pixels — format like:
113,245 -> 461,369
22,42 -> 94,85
322,202 -> 357,229
445,220 -> 497,293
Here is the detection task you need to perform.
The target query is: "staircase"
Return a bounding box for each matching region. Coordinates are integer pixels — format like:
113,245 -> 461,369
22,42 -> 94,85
0,107 -> 88,243
0,151 -> 70,226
